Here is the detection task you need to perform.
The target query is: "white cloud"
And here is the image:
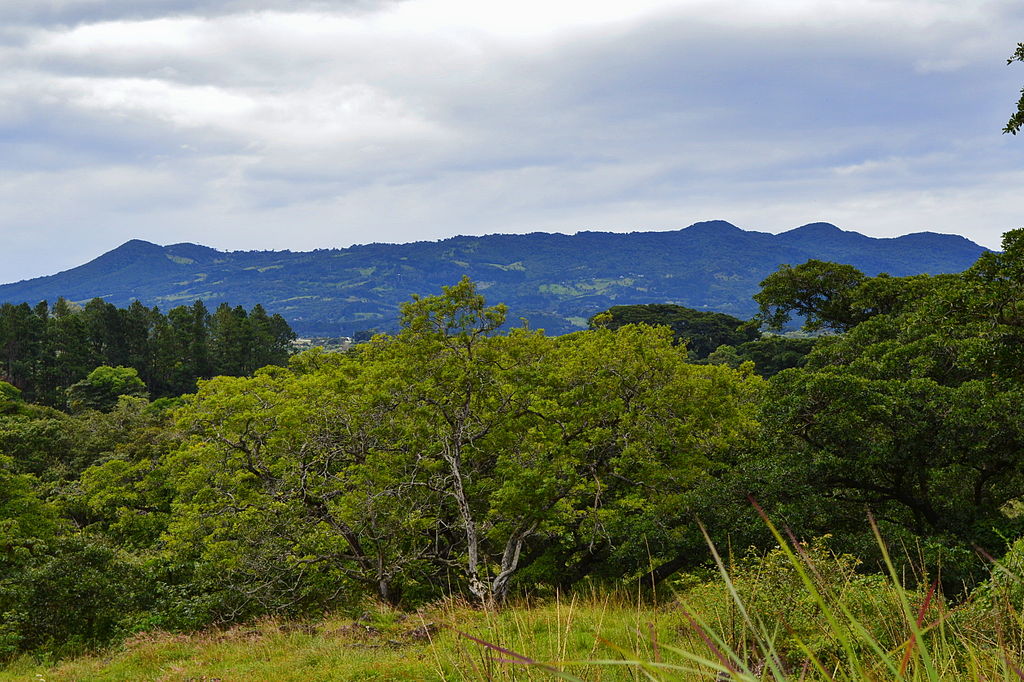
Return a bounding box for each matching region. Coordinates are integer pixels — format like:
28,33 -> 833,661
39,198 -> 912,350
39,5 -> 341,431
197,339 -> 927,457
0,0 -> 1021,283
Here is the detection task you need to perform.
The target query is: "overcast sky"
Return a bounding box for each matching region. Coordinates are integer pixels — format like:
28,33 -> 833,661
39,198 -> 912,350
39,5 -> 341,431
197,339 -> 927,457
1,0 -> 1022,282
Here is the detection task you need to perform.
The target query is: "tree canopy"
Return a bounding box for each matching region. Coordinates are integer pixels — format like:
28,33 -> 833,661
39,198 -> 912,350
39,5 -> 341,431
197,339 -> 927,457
0,298 -> 294,406
66,366 -> 148,413
589,303 -> 758,357
757,230 -> 1024,583
169,278 -> 763,608
2,243 -> 1024,660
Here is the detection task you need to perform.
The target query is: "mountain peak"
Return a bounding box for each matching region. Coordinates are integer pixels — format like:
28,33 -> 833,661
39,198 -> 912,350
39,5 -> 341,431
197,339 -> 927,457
781,222 -> 844,236
93,239 -> 166,266
92,240 -> 222,268
684,220 -> 743,234
111,239 -> 161,252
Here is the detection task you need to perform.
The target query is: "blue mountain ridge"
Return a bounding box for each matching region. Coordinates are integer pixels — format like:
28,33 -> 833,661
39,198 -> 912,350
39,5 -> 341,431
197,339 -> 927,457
0,221 -> 988,336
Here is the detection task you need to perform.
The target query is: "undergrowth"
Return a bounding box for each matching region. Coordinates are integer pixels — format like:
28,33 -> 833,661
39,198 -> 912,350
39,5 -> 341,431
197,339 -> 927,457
6,514 -> 1024,680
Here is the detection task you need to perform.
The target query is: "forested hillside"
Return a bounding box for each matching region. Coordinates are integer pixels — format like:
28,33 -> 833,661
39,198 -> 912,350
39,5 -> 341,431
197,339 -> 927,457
0,221 -> 986,336
2,232 -> 1024,676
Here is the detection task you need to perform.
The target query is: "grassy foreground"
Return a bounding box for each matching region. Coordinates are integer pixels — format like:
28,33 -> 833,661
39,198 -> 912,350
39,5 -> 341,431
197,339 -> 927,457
2,586 -> 1021,682
0,593 -> 699,681
7,525 -> 1024,681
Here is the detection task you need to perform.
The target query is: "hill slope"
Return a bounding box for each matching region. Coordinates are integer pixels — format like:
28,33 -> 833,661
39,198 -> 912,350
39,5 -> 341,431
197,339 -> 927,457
0,221 -> 987,335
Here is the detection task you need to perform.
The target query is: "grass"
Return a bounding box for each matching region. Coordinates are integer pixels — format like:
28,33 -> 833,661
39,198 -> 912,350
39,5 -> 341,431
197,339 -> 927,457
7,521 -> 1024,680
0,593 -> 693,681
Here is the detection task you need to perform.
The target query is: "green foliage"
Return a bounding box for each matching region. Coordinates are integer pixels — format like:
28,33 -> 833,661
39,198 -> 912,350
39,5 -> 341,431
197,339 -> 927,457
66,365 -> 148,413
0,392 -> 188,659
0,298 -> 295,407
755,260 -> 953,335
0,384 -> 22,418
754,260 -> 869,332
681,538 -> 931,669
0,394 -> 174,482
588,303 -> 757,358
0,454 -> 57,657
0,454 -> 55,558
593,307 -> 815,378
754,231 -> 1024,584
705,335 -> 817,377
959,536 -> 1024,651
165,278 -> 763,613
0,383 -> 20,407
3,535 -> 152,658
766,371 -> 1024,547
0,412 -> 74,478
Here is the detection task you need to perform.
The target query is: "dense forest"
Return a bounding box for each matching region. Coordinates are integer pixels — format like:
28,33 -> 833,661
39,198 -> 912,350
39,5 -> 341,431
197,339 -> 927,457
2,230 -> 1024,665
0,298 -> 295,407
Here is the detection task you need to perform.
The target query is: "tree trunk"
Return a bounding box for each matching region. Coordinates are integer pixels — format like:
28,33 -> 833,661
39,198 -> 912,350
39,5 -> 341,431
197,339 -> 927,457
491,521 -> 537,603
444,446 -> 488,604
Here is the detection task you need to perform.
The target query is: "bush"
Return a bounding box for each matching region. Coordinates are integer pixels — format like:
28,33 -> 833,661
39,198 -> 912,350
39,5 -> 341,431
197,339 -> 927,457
678,537 -> 936,669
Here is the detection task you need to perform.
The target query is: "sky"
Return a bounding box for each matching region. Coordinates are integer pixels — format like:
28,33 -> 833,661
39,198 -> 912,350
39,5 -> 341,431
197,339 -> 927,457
1,0 -> 1022,282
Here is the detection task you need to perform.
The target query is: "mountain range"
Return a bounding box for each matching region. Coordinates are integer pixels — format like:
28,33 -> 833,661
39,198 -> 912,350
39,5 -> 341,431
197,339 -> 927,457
0,221 -> 988,336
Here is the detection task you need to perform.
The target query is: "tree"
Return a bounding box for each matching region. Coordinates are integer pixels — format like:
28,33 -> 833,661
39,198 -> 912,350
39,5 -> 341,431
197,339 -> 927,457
81,299 -> 127,367
1004,42 -> 1024,135
247,304 -> 295,371
38,299 -> 94,406
169,360 -> 432,610
209,304 -> 252,376
754,260 -> 869,332
66,366 -> 148,413
169,278 -> 764,611
728,335 -> 817,377
759,231 -> 1024,580
515,325 -> 764,589
0,298 -> 295,404
0,303 -> 45,393
165,301 -> 213,393
0,452 -> 57,656
588,304 -> 758,358
387,278 -> 522,602
121,301 -> 157,387
766,372 -> 1024,544
0,381 -> 22,415
754,260 -> 938,333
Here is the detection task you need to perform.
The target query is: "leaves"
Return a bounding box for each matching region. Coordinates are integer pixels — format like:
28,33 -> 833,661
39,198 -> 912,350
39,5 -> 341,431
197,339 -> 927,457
165,280 -> 763,609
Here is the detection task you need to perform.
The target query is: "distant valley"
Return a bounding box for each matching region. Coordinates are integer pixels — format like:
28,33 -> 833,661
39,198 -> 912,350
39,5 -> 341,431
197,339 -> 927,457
0,221 -> 988,336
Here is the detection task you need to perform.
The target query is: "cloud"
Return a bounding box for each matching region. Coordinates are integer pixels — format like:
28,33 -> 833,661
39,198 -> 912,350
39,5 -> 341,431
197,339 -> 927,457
0,0 -> 398,27
0,0 -> 1022,283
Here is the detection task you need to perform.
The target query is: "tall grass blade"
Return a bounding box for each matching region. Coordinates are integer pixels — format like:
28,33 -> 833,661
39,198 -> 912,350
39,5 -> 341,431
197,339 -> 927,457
748,496 -> 866,678
868,510 -> 939,682
453,628 -> 583,681
898,579 -> 937,676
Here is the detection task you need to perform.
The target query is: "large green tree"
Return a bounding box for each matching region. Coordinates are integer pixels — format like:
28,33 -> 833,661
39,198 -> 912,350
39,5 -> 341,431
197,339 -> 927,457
0,453 -> 57,656
759,230 -> 1024,576
589,303 -> 757,357
168,278 -> 763,610
66,366 -> 148,413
